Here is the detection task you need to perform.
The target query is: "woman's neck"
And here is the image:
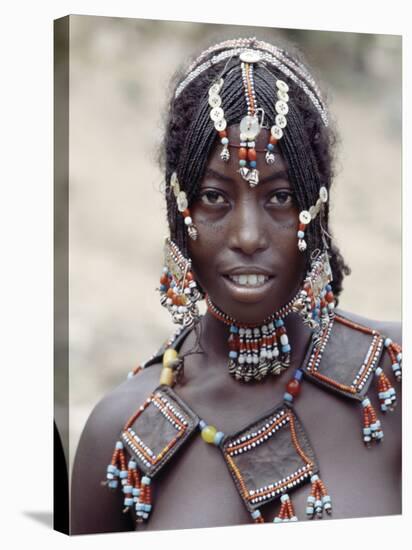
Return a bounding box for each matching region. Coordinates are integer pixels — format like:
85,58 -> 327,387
198,308 -> 313,369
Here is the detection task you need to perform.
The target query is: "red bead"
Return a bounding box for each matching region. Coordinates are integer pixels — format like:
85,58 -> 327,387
286,379 -> 301,397
269,136 -> 278,145
160,274 -> 169,285
326,291 -> 334,303
166,288 -> 174,298
218,130 -> 227,138
239,147 -> 247,160
247,148 -> 257,161
183,208 -> 190,218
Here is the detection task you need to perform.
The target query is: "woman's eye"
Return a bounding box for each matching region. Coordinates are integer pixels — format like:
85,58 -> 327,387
268,191 -> 294,206
199,190 -> 227,205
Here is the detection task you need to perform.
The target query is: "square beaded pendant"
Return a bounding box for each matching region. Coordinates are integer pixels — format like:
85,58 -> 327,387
220,403 -> 319,513
121,385 -> 199,477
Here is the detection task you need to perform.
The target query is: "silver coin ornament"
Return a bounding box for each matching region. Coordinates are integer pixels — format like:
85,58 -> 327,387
299,210 -> 311,225
277,90 -> 289,102
271,125 -> 283,140
210,107 -> 224,122
319,186 -> 328,203
239,50 -> 262,63
239,115 -> 261,140
276,80 -> 289,93
275,100 -> 289,115
208,94 -> 222,108
209,79 -> 224,96
214,118 -> 227,132
275,114 -> 287,129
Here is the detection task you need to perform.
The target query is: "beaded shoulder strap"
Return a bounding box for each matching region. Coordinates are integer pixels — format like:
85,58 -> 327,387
127,324 -> 194,378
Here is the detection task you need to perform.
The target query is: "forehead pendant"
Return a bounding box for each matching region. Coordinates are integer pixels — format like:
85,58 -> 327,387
207,49 -> 290,187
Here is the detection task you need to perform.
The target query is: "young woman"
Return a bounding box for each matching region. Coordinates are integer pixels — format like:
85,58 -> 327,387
71,37 -> 402,535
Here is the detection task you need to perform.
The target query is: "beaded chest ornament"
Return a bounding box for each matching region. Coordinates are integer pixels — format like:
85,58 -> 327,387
104,311 -> 401,526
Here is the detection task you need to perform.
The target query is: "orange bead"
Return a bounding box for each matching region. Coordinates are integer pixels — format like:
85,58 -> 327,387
269,136 -> 278,145
183,208 -> 190,218
247,148 -> 257,161
166,288 -> 174,298
186,272 -> 193,281
239,147 -> 247,160
218,130 -> 227,138
160,273 -> 168,285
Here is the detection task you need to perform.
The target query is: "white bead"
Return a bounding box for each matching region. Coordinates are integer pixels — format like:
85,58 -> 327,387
184,216 -> 192,225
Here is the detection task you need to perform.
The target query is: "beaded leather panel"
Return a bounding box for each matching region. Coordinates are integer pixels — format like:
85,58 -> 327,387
220,403 -> 319,513
121,385 -> 199,477
303,313 -> 385,401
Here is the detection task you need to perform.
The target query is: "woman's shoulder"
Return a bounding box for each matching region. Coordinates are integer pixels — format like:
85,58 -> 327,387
334,307 -> 402,344
71,361 -> 164,534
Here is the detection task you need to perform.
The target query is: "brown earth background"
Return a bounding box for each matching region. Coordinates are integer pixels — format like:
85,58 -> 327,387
55,16 -> 402,471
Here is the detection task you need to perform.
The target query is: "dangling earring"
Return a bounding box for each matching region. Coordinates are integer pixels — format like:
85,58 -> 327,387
158,237 -> 202,328
292,249 -> 335,336
296,186 -> 328,252
170,172 -> 198,241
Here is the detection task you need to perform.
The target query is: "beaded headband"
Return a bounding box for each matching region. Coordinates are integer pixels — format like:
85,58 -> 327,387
175,37 -> 328,127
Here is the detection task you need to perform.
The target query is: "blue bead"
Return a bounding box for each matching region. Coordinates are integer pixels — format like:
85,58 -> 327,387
267,143 -> 274,151
282,344 -> 291,353
251,510 -> 261,519
284,392 -> 293,402
159,284 -> 167,292
297,230 -> 305,239
249,161 -> 257,168
221,137 -> 229,145
326,284 -> 332,292
294,369 -> 303,381
239,159 -> 247,167
108,480 -> 118,489
230,325 -> 239,333
229,351 -> 238,359
275,319 -> 284,327
214,431 -> 225,446
199,419 -> 207,430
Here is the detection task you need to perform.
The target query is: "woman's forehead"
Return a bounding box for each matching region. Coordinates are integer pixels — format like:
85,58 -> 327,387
205,124 -> 289,182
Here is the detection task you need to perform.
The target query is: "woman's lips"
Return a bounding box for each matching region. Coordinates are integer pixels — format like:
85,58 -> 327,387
221,274 -> 276,303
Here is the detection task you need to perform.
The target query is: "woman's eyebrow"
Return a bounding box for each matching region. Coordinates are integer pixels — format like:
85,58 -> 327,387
204,167 -> 290,185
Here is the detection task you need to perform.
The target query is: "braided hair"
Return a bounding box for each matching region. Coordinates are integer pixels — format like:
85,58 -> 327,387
158,38 -> 350,301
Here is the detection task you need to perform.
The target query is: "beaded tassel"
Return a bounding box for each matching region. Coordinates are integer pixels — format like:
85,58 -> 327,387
375,366 -> 396,412
384,338 -> 402,382
273,494 -> 298,522
305,474 -> 332,518
135,475 -> 153,522
361,397 -> 383,446
103,441 -> 128,490
251,509 -> 264,523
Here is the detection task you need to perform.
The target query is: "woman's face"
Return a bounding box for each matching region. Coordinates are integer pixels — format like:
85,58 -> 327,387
188,125 -> 306,325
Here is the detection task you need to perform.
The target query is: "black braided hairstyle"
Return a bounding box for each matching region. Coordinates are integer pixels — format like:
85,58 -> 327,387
158,37 -> 350,302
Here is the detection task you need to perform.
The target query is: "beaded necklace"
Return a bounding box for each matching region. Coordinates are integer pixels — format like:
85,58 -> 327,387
205,293 -> 299,382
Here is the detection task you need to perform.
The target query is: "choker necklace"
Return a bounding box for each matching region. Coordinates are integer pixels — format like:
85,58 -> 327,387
206,292 -> 300,382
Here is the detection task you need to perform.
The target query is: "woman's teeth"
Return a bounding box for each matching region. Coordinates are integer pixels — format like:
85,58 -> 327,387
228,274 -> 269,286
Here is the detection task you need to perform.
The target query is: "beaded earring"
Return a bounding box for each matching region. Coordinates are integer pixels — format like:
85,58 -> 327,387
158,238 -> 202,328
292,249 -> 335,335
170,172 -> 198,241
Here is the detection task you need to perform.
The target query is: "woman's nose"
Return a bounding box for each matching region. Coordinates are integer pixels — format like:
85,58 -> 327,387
227,197 -> 269,256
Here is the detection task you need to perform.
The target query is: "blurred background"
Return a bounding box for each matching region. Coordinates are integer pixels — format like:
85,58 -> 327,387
56,16 -> 401,472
